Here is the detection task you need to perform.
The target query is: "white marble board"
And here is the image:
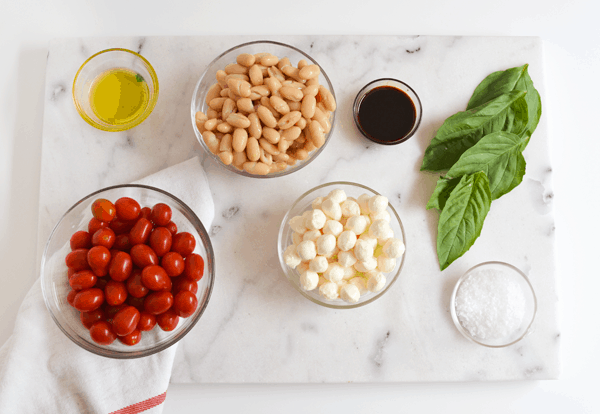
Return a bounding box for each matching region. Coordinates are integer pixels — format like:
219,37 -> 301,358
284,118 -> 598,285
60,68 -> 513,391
38,36 -> 559,382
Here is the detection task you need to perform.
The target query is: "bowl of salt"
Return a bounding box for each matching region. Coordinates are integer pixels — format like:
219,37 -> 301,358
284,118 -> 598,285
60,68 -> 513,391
450,261 -> 537,348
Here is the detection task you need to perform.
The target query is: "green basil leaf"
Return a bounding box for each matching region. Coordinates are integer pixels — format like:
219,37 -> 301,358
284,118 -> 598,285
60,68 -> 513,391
446,131 -> 527,199
437,172 -> 491,270
467,64 -> 541,139
426,176 -> 461,210
421,91 -> 528,172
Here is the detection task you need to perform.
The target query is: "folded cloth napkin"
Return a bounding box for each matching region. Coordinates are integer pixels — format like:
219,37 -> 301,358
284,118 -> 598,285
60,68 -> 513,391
0,156 -> 214,414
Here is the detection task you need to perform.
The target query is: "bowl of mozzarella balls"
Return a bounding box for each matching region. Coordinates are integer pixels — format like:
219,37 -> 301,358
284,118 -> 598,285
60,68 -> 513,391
191,40 -> 336,177
278,182 -> 406,308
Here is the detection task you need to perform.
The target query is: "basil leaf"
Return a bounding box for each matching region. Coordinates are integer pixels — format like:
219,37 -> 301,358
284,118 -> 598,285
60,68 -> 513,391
437,172 -> 491,270
446,131 -> 527,199
467,64 -> 541,139
426,176 -> 461,210
421,91 -> 528,172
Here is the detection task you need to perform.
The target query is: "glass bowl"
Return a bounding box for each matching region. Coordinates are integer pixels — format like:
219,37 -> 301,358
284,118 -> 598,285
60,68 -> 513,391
277,181 -> 406,309
190,40 -> 337,178
450,261 -> 537,348
353,78 -> 422,145
73,48 -> 159,132
41,184 -> 215,359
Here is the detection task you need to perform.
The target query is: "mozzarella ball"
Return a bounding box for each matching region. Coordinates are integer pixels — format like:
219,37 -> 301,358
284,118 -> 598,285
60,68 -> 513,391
354,257 -> 377,272
377,254 -> 396,272
319,282 -> 339,300
342,266 -> 356,280
316,234 -> 336,256
354,238 -> 375,262
283,245 -> 302,269
324,246 -> 339,259
341,199 -> 361,218
370,210 -> 391,223
348,277 -> 367,295
304,209 -> 327,230
345,215 -> 368,235
368,195 -> 388,214
369,219 -> 391,239
367,271 -> 386,292
324,263 -> 344,283
357,193 -> 371,214
321,198 -> 342,221
296,240 -> 317,261
377,227 -> 395,245
299,270 -> 319,291
296,262 -> 309,274
292,232 -> 303,246
340,284 -> 360,303
322,219 -> 343,237
338,250 -> 357,268
383,238 -> 405,258
289,215 -> 307,234
309,256 -> 329,273
303,230 -> 321,242
311,196 -> 324,210
337,230 -> 357,251
328,189 -> 347,204
358,234 -> 378,250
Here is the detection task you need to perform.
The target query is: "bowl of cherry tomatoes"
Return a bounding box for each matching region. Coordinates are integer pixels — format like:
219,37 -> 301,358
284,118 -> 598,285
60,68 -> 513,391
40,184 -> 215,358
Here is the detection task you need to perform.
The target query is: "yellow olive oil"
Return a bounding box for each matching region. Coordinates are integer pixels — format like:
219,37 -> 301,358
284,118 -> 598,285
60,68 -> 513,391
90,68 -> 149,125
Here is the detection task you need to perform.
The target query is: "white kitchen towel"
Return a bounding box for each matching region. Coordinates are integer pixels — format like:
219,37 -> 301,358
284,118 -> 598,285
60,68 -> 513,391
0,156 -> 214,414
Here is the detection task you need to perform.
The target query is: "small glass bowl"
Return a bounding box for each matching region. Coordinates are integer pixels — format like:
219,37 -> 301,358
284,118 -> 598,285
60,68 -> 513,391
191,40 -> 336,178
353,78 -> 422,145
73,48 -> 159,132
277,181 -> 406,309
41,184 -> 215,359
450,261 -> 537,348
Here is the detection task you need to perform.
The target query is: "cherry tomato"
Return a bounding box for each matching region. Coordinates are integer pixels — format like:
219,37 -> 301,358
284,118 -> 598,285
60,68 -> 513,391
126,295 -> 145,311
173,291 -> 198,318
173,278 -> 198,295
80,308 -> 106,329
108,251 -> 133,282
165,221 -> 177,235
90,321 -> 117,345
141,265 -> 172,291
105,280 -> 127,306
70,231 -> 92,250
115,197 -> 141,221
118,329 -> 142,346
129,218 -> 153,245
151,203 -> 172,226
149,227 -> 172,257
125,268 -> 149,298
87,246 -> 111,277
69,270 -> 97,291
103,303 -> 127,321
109,219 -> 135,235
183,254 -> 205,281
112,306 -> 140,336
156,309 -> 179,331
137,312 -> 156,331
95,276 -> 108,290
68,268 -> 77,280
161,252 -> 185,277
88,218 -> 110,235
139,207 -> 152,220
67,289 -> 77,307
66,249 -> 91,271
73,288 -> 104,312
171,232 -> 196,257
113,233 -> 133,252
130,244 -> 158,268
92,227 -> 116,249
143,291 -> 173,315
91,198 -> 116,222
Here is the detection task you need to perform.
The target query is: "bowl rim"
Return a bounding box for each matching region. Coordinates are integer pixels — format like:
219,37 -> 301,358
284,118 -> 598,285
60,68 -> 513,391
40,183 -> 215,359
449,260 -> 537,348
190,39 -> 336,179
277,181 -> 406,309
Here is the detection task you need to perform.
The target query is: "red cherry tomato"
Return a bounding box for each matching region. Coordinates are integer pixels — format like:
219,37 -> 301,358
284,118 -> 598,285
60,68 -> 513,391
139,207 -> 152,220
67,289 -> 77,307
73,288 -> 104,312
91,198 -> 116,222
125,268 -> 149,298
151,203 -> 172,226
161,252 -> 185,277
95,276 -> 108,290
129,218 -> 153,245
90,321 -> 117,345
88,218 -> 110,235
156,309 -> 179,331
165,221 -> 177,235
173,291 -> 198,318
66,249 -> 91,271
141,265 -> 172,291
173,278 -> 198,295
105,280 -> 127,306
68,268 -> 77,280
183,254 -> 205,281
137,312 -> 156,331
92,227 -> 116,249
113,233 -> 133,252
109,219 -> 135,235
70,231 -> 92,250
103,303 -> 127,321
149,227 -> 172,257
108,251 -> 133,282
126,295 -> 145,311
112,306 -> 140,336
130,244 -> 158,268
80,308 -> 106,329
118,329 -> 142,346
171,232 -> 196,257
87,246 -> 111,277
69,270 -> 97,291
115,197 -> 141,221
143,291 -> 173,315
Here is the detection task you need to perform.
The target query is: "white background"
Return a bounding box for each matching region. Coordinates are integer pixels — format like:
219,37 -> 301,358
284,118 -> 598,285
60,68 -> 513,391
1,0 -> 598,412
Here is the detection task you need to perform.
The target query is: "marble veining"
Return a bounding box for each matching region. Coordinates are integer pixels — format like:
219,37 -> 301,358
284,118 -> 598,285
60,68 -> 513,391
37,35 -> 559,382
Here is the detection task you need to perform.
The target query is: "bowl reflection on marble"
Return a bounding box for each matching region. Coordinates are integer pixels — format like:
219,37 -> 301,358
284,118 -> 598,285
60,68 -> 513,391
190,40 -> 336,178
277,181 -> 406,309
40,184 -> 215,359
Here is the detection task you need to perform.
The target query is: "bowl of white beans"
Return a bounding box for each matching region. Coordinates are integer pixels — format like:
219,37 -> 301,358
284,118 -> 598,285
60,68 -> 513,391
191,40 -> 337,178
277,182 -> 406,309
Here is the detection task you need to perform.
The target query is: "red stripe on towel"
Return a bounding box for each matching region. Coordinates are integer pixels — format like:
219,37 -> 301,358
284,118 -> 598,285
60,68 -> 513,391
109,391 -> 167,414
